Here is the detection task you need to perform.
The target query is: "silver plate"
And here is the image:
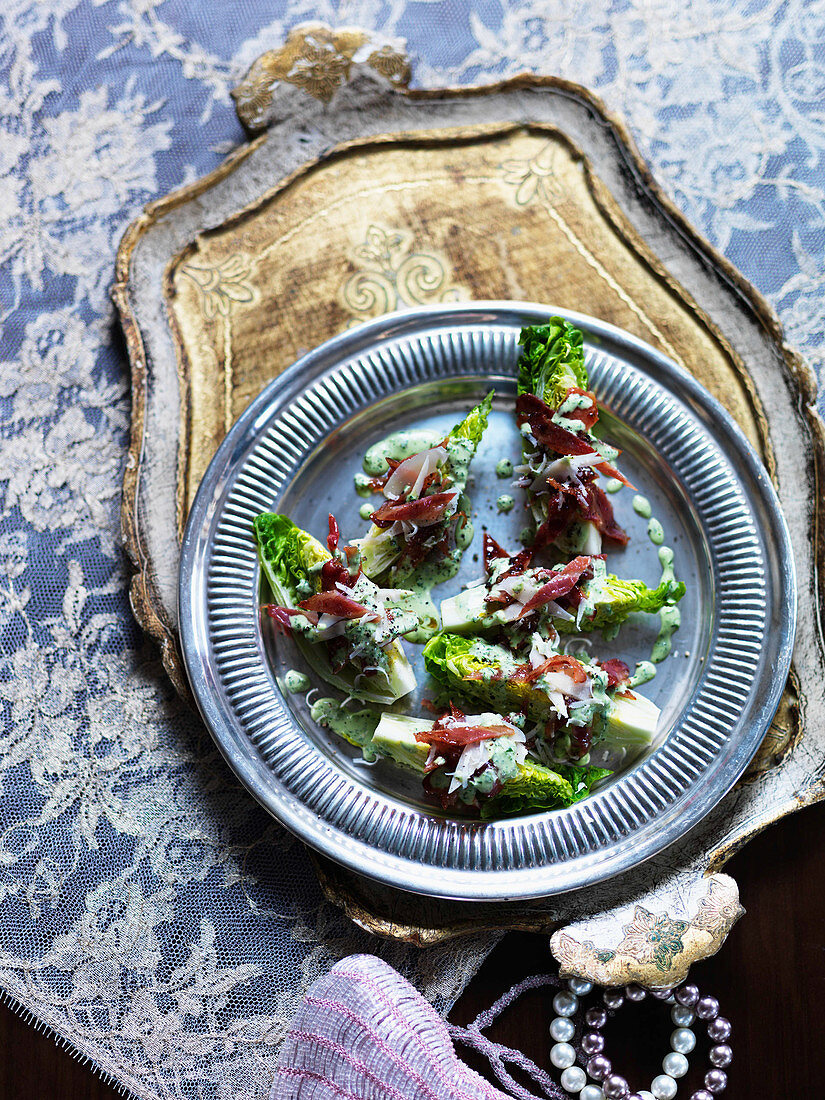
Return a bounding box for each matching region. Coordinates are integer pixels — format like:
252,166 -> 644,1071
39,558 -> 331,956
179,303 -> 796,901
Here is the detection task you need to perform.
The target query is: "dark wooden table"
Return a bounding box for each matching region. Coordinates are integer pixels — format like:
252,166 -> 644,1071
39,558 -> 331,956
2,800 -> 823,1099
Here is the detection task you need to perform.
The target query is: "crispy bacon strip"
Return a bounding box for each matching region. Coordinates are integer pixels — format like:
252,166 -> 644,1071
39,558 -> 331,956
582,484 -> 629,545
602,658 -> 631,688
370,491 -> 457,529
320,513 -> 358,589
483,534 -> 533,581
563,386 -> 599,430
533,495 -> 581,548
483,533 -> 509,572
516,392 -> 634,487
263,605 -> 319,630
327,513 -> 340,552
297,591 -> 375,620
515,556 -> 592,619
415,723 -> 514,748
516,654 -> 589,685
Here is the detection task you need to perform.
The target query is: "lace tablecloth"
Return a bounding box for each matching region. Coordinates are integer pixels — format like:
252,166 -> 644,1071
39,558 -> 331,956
1,2 -> 823,1097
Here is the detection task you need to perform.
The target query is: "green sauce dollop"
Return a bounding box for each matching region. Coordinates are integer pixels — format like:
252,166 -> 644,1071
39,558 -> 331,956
363,429 -> 442,476
647,518 -> 664,545
309,697 -> 381,754
284,670 -> 310,694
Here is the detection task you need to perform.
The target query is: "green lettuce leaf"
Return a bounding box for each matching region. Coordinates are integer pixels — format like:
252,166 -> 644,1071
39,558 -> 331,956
423,633 -> 535,716
253,513 -> 328,604
517,317 -> 588,406
481,760 -> 573,817
448,390 -> 494,451
557,574 -> 686,634
357,392 -> 494,582
253,513 -> 415,704
560,764 -> 613,804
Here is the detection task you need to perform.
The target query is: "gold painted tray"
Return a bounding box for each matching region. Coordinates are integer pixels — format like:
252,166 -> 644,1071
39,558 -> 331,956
115,25 -> 825,987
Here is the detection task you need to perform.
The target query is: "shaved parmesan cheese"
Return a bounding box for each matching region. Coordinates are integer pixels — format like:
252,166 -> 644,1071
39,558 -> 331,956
447,722 -> 527,793
383,446 -> 447,500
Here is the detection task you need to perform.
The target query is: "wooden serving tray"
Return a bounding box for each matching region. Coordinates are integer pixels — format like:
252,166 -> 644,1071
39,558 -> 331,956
114,24 -> 825,987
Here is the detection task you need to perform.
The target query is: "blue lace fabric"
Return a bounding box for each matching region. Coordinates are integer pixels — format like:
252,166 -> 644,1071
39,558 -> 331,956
0,3 -> 822,1098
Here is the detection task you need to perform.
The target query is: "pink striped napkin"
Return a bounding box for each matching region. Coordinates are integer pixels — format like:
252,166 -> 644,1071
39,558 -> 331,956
272,954 -> 567,1100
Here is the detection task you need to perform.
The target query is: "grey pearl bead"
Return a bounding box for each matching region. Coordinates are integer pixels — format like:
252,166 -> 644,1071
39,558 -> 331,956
710,1043 -> 732,1068
587,1055 -> 612,1081
650,988 -> 673,1000
582,1031 -> 605,1055
707,1016 -> 731,1042
603,1076 -> 629,1098
675,983 -> 699,1006
689,1092 -> 713,1100
625,983 -> 646,1002
696,995 -> 719,1020
586,1006 -> 607,1029
704,1068 -> 727,1094
603,988 -> 624,1010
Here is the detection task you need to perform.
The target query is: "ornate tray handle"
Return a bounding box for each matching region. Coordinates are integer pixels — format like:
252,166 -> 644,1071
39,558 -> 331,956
232,22 -> 411,132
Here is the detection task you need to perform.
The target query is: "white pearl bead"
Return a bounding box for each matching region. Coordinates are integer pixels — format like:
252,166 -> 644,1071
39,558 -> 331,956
550,1042 -> 576,1069
560,1066 -> 587,1093
671,1005 -> 694,1027
569,977 -> 593,995
662,1051 -> 689,1079
550,1016 -> 576,1042
637,1093 -> 655,1100
580,1087 -> 605,1100
650,1074 -> 678,1100
670,1026 -> 696,1054
553,990 -> 579,1017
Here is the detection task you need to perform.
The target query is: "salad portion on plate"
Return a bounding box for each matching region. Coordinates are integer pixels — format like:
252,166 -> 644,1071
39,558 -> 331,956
254,318 -> 685,818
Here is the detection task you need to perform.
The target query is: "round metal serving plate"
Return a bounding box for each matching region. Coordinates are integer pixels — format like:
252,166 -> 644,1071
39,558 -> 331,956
179,303 -> 795,901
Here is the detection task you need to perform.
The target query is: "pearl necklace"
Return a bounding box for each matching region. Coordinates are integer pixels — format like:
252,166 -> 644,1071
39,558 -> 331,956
548,977 -> 732,1100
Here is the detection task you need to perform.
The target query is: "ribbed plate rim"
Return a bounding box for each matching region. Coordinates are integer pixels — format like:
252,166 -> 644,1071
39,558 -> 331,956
179,303 -> 796,901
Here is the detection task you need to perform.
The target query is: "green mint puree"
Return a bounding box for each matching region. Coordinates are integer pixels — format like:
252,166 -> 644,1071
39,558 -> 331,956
497,494 -> 515,513
651,545 -> 681,663
359,502 -> 373,520
354,473 -> 374,497
605,478 -> 623,494
363,428 -> 442,476
632,494 -> 652,519
283,669 -> 310,694
390,586 -> 441,644
647,518 -> 664,545
456,514 -> 474,549
628,660 -> 656,687
652,605 -> 681,662
495,457 -> 514,478
309,697 -> 381,755
519,527 -> 534,546
658,544 -> 676,586
393,550 -> 464,643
